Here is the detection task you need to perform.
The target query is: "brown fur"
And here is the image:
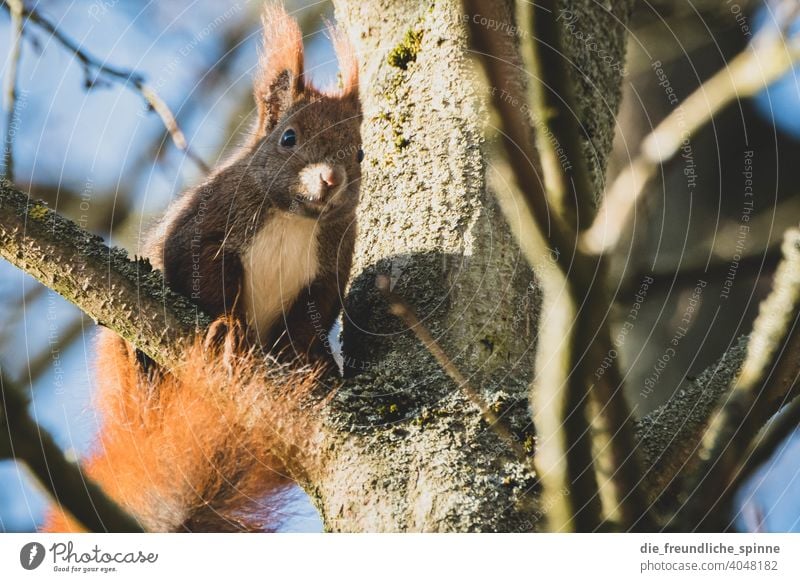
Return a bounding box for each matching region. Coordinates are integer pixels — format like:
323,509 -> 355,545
43,2 -> 360,532
147,2 -> 361,363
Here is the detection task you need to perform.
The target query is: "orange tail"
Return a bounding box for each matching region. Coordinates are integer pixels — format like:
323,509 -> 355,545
44,321 -> 322,532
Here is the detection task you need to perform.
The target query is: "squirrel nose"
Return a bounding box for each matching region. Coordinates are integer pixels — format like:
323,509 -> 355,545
320,167 -> 339,189
299,163 -> 345,202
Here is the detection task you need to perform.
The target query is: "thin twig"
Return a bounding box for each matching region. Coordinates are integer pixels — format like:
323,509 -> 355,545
0,367 -> 143,532
1,0 -> 23,182
584,27 -> 800,255
673,227 -> 800,530
0,0 -> 210,174
375,275 -> 533,468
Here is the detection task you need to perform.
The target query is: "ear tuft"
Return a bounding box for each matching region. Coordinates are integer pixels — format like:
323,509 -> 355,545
328,23 -> 359,97
255,3 -> 304,130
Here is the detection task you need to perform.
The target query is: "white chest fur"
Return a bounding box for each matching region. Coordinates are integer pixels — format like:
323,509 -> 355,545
241,213 -> 320,341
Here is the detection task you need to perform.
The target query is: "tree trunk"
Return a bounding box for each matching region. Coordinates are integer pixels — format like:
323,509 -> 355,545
299,0 -> 633,532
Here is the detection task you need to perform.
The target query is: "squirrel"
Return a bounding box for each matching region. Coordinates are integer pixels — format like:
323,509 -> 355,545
43,3 -> 361,532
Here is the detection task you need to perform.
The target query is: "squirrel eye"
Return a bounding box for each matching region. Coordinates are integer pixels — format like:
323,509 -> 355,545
280,128 -> 297,148
357,148 -> 364,163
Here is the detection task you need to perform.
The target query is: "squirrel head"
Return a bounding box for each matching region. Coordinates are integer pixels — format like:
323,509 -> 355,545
245,3 -> 362,221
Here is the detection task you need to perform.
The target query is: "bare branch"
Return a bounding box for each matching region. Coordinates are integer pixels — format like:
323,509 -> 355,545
463,0 -> 602,532
0,180 -> 209,370
584,28 -> 800,255
522,0 -> 596,231
376,275 -> 534,470
526,1 -> 650,531
1,0 -> 23,182
462,0 -> 576,266
0,368 -> 143,532
0,0 -> 210,174
635,337 -> 747,515
465,0 -> 648,530
672,228 -> 800,530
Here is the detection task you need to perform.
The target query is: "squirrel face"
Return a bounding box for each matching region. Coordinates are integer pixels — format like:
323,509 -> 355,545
248,92 -> 362,221
247,4 -> 361,222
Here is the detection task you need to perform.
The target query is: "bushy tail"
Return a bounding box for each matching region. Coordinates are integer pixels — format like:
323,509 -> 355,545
44,321 -> 323,532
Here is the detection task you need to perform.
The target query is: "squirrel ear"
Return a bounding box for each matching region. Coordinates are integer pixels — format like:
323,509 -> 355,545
255,3 -> 304,131
328,23 -> 358,97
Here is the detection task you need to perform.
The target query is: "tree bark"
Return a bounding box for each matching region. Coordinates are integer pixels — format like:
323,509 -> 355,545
0,181 -> 207,368
305,0 -> 633,531
313,0 -> 539,532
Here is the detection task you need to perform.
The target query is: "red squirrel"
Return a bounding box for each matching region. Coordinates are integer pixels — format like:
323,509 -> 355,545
43,3 -> 361,532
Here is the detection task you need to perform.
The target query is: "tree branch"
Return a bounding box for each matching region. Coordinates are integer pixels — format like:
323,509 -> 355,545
463,0 -> 602,532
0,368 -> 143,532
635,336 -> 747,516
525,0 -> 649,531
1,0 -> 23,182
0,0 -> 210,174
635,229 -> 800,528
674,228 -> 800,530
376,275 -> 534,468
0,180 -> 208,369
584,26 -> 800,255
523,0 -> 595,231
466,0 -> 648,531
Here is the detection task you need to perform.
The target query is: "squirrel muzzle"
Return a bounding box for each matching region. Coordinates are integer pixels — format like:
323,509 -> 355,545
297,162 -> 349,210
